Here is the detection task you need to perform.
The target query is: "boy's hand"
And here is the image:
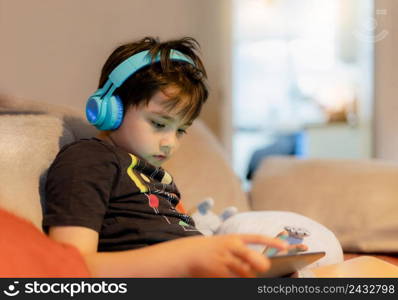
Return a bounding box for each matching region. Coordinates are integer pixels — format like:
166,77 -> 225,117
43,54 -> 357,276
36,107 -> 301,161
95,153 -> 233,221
172,234 -> 288,278
264,230 -> 308,257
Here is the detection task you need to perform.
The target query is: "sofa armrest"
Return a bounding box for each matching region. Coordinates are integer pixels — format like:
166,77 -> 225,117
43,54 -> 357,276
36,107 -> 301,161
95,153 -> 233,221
249,156 -> 398,254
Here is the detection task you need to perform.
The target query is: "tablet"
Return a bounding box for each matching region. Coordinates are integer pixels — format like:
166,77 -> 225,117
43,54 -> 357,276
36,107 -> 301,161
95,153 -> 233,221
258,251 -> 326,278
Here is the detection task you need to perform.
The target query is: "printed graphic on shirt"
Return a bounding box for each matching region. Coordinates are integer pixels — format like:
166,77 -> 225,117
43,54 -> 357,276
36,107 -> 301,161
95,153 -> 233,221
178,220 -> 199,231
126,153 -> 197,231
175,202 -> 187,214
161,172 -> 172,184
147,194 -> 159,213
145,193 -> 171,224
127,154 -> 148,193
140,173 -> 151,183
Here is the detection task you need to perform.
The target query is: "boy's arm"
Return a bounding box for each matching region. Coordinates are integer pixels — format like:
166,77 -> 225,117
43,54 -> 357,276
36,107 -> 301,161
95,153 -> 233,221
49,226 -> 99,255
49,226 -> 187,277
49,226 -> 288,277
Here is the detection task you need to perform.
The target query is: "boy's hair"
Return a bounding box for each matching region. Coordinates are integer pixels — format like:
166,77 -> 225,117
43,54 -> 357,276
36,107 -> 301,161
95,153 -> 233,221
99,37 -> 208,123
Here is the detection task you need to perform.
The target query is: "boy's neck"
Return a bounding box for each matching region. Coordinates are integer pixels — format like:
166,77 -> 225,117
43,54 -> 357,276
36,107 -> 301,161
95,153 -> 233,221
96,131 -> 117,147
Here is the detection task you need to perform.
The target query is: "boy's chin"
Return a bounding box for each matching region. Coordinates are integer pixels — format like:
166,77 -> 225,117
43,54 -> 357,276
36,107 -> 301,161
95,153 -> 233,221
147,157 -> 166,167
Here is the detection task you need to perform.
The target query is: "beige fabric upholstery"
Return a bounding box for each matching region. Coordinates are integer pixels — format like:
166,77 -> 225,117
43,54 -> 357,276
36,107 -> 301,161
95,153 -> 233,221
0,95 -> 249,230
0,94 -> 96,140
0,95 -> 97,229
250,156 -> 398,253
0,114 -> 72,229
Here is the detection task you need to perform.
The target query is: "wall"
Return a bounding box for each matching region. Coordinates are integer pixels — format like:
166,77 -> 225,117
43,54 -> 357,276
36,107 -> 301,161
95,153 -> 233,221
195,0 -> 233,154
373,0 -> 398,160
3,0 -> 398,161
0,0 -> 233,152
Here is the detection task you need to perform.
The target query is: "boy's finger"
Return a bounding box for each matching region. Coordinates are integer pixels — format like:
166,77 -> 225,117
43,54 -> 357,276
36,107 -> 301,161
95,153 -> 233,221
288,243 -> 308,251
297,244 -> 308,251
294,244 -> 308,252
225,254 -> 258,278
287,244 -> 308,255
238,234 -> 289,250
231,245 -> 271,274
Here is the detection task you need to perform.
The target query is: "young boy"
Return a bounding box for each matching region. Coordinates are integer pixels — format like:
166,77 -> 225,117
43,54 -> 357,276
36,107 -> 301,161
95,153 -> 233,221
42,37 -> 288,277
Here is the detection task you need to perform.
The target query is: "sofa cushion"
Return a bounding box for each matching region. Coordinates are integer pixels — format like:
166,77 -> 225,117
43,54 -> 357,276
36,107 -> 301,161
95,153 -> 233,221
0,208 -> 90,277
0,95 -> 97,229
0,94 -> 96,140
250,157 -> 398,253
0,113 -> 75,229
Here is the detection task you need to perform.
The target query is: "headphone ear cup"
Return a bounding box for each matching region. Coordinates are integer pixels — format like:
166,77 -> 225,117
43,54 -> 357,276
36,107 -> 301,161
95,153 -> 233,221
111,95 -> 124,129
86,95 -> 106,127
100,95 -> 124,130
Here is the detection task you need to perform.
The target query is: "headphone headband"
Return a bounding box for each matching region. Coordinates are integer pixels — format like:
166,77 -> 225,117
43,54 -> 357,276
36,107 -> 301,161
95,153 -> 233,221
108,49 -> 195,88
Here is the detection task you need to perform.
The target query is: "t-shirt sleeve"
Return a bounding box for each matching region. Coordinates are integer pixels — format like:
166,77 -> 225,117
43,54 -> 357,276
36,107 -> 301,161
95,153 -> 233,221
42,141 -> 119,233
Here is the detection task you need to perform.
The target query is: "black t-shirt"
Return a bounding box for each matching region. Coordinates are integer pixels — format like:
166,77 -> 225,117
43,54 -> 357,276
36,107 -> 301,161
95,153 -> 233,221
42,137 -> 201,251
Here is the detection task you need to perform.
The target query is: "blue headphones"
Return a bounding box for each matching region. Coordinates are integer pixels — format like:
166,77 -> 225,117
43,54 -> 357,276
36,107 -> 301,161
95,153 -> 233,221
86,49 -> 196,130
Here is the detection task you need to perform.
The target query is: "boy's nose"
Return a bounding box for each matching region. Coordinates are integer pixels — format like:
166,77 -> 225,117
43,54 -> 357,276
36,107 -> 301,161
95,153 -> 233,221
159,134 -> 178,155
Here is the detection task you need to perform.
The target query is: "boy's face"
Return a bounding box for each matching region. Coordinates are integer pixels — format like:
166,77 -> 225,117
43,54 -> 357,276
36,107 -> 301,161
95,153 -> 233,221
112,87 -> 192,167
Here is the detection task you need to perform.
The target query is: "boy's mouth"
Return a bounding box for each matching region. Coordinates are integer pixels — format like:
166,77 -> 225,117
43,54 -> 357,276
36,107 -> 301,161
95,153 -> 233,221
153,154 -> 167,161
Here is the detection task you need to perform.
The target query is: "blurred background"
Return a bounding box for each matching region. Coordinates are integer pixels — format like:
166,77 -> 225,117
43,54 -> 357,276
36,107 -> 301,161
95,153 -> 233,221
232,0 -> 374,188
0,0 -> 396,189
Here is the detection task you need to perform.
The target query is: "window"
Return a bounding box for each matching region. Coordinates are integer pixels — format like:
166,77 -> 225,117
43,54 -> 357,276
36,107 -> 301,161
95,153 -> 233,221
232,0 -> 374,189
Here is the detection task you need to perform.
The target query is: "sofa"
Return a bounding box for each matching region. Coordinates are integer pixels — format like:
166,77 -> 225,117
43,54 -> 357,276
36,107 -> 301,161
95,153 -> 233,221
1,94 -> 397,277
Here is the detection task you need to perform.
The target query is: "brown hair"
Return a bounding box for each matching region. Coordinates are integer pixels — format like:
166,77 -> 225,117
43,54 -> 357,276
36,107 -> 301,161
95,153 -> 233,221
99,37 -> 208,123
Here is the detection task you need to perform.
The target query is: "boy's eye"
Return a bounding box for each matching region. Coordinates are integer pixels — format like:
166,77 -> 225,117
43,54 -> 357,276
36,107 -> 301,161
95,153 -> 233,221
151,120 -> 166,129
177,129 -> 187,136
